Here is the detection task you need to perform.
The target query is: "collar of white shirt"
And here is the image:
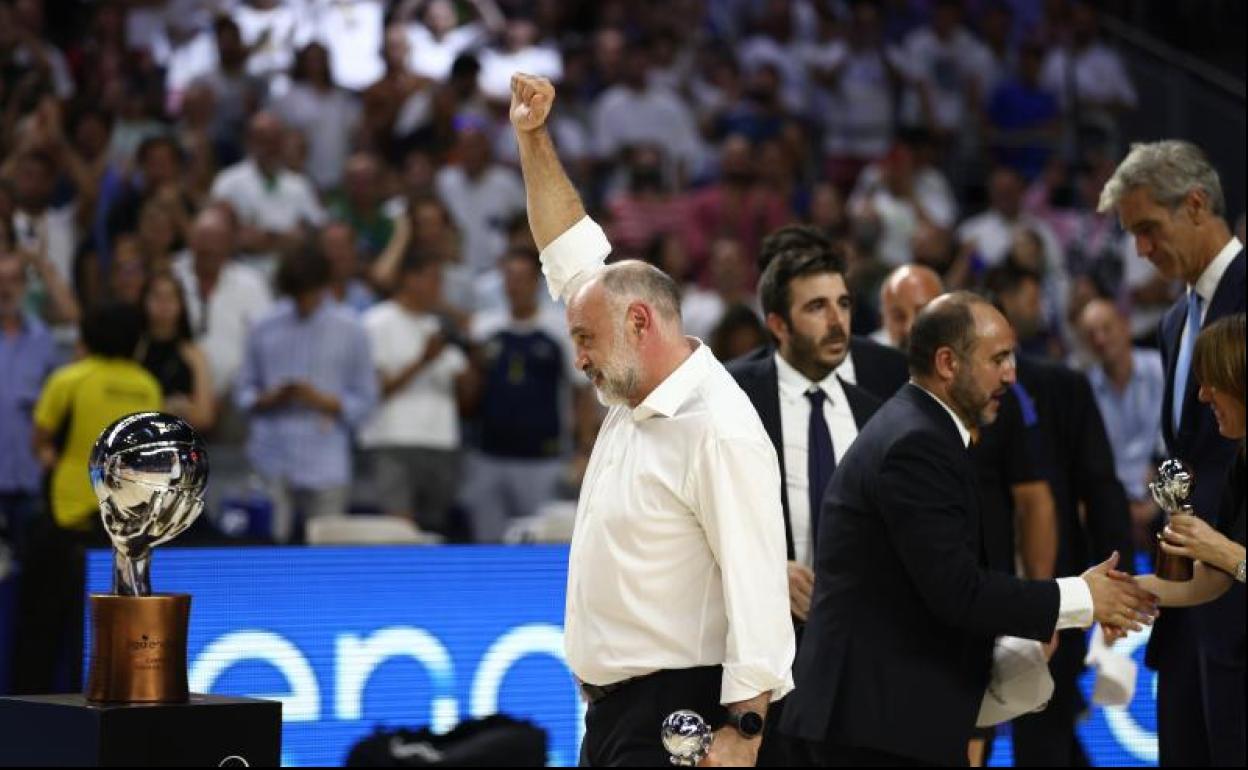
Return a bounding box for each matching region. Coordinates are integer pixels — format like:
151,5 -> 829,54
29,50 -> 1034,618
632,338 -> 711,422
1192,236 -> 1243,304
774,351 -> 849,407
911,381 -> 973,448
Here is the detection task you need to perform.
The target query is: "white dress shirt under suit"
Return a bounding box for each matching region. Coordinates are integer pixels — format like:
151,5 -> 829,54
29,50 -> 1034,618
542,216 -> 795,705
774,354 -> 860,567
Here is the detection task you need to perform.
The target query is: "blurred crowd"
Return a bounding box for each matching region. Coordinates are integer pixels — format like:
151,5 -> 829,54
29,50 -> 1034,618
1,0 -> 1246,563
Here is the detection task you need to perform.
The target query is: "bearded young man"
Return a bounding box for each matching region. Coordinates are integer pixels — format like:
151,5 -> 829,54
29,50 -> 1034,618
509,73 -> 794,766
779,292 -> 1161,766
725,237 -> 883,766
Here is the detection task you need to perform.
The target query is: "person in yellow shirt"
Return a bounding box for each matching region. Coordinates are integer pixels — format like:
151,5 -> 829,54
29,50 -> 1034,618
14,302 -> 162,694
32,307 -> 163,530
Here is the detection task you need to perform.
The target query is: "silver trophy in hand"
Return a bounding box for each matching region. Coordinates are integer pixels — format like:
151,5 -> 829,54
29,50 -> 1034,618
1150,458 -> 1195,581
661,710 -> 712,766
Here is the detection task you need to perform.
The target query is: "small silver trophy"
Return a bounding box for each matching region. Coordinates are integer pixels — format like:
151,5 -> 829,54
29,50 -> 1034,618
85,412 -> 209,702
1149,458 -> 1195,582
661,710 -> 712,766
90,412 -> 209,595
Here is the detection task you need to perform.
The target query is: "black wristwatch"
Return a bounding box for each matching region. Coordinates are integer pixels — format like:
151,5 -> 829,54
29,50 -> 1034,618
726,710 -> 765,739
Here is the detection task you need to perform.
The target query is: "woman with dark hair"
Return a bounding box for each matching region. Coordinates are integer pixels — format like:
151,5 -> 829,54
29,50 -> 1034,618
136,271 -> 216,431
270,41 -> 361,192
1136,313 -> 1245,765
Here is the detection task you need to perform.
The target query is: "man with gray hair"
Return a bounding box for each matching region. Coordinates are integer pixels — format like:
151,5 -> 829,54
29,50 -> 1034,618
510,73 -> 794,766
1099,139 -> 1245,765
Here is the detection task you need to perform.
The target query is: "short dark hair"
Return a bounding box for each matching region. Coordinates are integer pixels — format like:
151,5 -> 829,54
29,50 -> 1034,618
274,241 -> 332,298
136,134 -> 184,167
907,291 -> 988,377
984,262 -> 1042,312
213,16 -> 241,39
502,246 -> 540,272
758,224 -> 840,274
757,227 -> 848,324
397,247 -> 440,277
19,150 -> 56,176
81,302 -> 144,359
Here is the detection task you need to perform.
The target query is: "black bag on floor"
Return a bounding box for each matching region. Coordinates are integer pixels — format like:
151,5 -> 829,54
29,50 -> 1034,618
346,714 -> 548,767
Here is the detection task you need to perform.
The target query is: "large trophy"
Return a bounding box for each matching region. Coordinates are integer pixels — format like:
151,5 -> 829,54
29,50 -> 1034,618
1150,459 -> 1195,582
661,710 -> 713,766
85,412 -> 209,703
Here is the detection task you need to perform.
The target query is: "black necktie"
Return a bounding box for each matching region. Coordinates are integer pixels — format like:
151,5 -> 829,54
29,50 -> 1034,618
806,388 -> 836,558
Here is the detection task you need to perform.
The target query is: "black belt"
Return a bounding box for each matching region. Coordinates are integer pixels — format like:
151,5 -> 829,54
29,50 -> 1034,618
580,672 -> 654,704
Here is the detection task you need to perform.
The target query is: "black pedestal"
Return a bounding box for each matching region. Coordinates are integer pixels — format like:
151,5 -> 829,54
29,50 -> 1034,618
0,693 -> 282,767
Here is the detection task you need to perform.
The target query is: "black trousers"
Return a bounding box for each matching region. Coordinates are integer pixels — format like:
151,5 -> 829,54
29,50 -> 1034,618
1011,628 -> 1090,766
758,696 -> 814,767
1154,610 -> 1212,767
579,666 -> 725,767
803,740 -> 935,767
11,512 -> 106,695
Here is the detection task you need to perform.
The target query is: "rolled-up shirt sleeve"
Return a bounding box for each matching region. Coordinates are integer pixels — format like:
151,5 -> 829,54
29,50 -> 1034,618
537,216 -> 612,302
689,433 -> 796,704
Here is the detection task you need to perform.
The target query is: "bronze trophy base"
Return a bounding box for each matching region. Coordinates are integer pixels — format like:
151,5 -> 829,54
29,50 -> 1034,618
1156,533 -> 1194,581
86,594 -> 191,703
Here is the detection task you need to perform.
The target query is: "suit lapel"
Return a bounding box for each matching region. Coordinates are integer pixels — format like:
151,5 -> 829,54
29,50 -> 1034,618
1175,251 -> 1246,450
840,377 -> 881,430
743,356 -> 794,560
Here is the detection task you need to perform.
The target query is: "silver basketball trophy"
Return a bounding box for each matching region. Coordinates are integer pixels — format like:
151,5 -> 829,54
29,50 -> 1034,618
1150,458 -> 1195,582
661,709 -> 713,766
85,412 -> 209,702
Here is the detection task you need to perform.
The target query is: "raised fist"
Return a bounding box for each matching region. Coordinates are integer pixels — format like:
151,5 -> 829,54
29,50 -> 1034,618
510,73 -> 555,133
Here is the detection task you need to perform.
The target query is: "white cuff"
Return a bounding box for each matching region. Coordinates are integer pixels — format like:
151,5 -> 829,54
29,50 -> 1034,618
538,216 -> 611,301
720,663 -> 794,706
1055,576 -> 1095,631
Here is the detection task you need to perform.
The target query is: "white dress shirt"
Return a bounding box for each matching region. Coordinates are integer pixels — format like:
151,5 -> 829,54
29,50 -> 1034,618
543,217 -> 795,704
911,383 -> 1095,631
173,254 -> 274,395
775,353 -> 860,567
1192,237 -> 1242,325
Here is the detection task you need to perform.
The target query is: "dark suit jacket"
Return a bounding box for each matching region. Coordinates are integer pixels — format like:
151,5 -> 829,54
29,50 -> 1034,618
726,351 -> 882,559
737,336 -> 908,402
1149,249 -> 1245,670
780,384 -> 1060,765
848,336 -> 910,400
1016,356 -> 1134,577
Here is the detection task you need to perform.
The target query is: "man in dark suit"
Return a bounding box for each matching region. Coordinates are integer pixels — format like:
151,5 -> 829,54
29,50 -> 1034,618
727,237 -> 881,766
780,292 -> 1159,766
1098,139 -> 1246,765
1010,355 -> 1135,766
756,226 -> 909,401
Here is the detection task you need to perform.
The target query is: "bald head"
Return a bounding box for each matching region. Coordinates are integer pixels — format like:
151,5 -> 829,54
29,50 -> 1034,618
189,208 -> 236,272
248,111 -> 285,170
1078,298 -> 1131,368
880,264 -> 944,349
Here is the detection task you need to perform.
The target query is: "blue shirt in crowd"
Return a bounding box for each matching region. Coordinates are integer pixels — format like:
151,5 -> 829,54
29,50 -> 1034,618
0,314 -> 58,493
1086,348 -> 1166,501
235,297 -> 378,490
987,78 -> 1060,181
